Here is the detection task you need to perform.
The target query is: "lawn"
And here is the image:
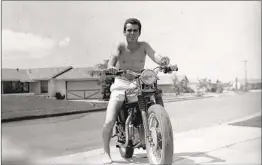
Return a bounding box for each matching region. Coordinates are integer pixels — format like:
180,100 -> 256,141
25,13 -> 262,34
1,95 -> 107,121
1,93 -> 209,122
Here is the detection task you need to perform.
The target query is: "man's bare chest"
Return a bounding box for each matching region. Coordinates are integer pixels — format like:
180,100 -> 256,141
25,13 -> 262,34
119,46 -> 146,63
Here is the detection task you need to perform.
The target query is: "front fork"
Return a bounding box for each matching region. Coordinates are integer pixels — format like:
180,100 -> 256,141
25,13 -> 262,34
138,91 -> 164,146
138,95 -> 151,145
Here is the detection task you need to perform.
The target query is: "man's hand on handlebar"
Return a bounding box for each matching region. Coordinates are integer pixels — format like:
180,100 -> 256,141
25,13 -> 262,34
158,56 -> 178,73
160,57 -> 170,66
107,66 -> 118,75
160,64 -> 178,74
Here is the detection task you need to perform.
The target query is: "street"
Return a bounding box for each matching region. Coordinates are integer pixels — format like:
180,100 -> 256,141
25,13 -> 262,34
2,92 -> 261,159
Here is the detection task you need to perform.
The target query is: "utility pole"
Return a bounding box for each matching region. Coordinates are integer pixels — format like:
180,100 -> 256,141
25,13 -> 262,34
243,60 -> 248,91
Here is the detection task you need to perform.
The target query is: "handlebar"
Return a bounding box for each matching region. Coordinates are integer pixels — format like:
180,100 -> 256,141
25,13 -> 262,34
154,65 -> 178,73
104,65 -> 178,76
104,69 -> 140,77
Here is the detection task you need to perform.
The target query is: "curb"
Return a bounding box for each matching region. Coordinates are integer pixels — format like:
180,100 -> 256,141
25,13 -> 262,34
164,95 -> 214,103
1,108 -> 107,123
225,112 -> 261,125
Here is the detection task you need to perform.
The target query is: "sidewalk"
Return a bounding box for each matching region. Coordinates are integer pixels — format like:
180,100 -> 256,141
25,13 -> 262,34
39,122 -> 261,165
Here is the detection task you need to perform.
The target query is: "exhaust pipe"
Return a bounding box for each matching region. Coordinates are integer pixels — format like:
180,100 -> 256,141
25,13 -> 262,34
133,142 -> 142,148
117,114 -> 132,148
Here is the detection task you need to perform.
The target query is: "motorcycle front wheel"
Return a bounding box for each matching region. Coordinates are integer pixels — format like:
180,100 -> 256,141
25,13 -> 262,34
146,104 -> 174,165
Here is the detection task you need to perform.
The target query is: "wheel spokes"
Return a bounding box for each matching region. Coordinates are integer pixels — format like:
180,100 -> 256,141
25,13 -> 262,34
148,114 -> 163,162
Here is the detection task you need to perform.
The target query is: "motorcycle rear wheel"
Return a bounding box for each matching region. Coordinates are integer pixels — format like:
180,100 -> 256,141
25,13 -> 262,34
119,140 -> 134,158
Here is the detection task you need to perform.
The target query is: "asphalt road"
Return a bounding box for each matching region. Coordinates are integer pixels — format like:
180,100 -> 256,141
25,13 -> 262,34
2,92 -> 261,158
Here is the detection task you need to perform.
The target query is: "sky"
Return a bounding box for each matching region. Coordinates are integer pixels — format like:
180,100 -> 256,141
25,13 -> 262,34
2,1 -> 261,82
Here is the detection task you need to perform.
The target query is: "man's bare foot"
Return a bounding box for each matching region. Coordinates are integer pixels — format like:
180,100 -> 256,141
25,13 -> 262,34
102,153 -> 113,164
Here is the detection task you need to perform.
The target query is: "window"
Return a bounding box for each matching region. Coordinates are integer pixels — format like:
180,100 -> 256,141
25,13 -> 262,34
2,81 -> 29,94
41,81 -> 48,93
2,81 -> 12,94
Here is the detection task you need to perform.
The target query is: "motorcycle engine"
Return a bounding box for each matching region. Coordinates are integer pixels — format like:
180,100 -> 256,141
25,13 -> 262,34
129,124 -> 143,144
126,94 -> 138,103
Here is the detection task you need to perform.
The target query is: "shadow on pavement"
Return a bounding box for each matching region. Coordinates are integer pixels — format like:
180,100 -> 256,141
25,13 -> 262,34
173,152 -> 225,164
112,152 -> 225,164
229,116 -> 261,128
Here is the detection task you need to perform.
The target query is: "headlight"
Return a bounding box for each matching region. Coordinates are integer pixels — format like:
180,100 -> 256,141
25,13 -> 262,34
140,69 -> 157,85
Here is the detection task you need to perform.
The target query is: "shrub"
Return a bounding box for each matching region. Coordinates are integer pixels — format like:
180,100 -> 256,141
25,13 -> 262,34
55,92 -> 65,100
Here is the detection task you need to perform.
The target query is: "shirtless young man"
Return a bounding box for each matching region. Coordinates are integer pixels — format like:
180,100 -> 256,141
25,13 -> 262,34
102,18 -> 171,164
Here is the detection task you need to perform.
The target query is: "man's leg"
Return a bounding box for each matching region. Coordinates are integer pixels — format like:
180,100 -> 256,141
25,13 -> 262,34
102,77 -> 130,163
102,95 -> 123,163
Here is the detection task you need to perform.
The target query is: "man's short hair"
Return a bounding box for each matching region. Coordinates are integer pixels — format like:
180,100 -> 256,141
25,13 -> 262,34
123,18 -> 142,33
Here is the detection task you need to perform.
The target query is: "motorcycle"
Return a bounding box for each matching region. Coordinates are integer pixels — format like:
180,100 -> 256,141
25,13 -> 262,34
105,58 -> 178,165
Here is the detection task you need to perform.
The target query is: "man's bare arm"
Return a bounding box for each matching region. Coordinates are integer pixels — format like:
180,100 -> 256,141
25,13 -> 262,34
107,42 -> 121,68
107,55 -> 118,68
143,42 -> 163,65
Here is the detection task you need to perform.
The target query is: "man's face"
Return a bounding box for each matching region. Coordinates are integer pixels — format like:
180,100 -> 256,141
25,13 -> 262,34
124,23 -> 140,43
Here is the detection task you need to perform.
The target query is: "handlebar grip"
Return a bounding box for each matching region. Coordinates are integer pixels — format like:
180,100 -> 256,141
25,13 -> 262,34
161,65 -> 178,73
116,70 -> 125,76
104,70 -> 125,76
170,65 -> 178,71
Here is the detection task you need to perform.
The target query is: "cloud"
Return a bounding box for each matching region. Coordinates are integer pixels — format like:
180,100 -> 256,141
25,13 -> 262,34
2,29 -> 56,59
58,37 -> 70,47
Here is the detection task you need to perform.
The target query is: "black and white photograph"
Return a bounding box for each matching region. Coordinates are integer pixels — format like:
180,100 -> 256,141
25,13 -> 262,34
1,1 -> 261,164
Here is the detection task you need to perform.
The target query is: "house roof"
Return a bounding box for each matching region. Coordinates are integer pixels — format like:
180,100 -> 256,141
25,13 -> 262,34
55,67 -> 103,80
2,68 -> 32,82
27,66 -> 72,80
232,79 -> 262,84
2,66 -> 72,82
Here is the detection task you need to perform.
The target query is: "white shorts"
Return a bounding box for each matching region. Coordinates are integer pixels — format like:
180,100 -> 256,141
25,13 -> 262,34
110,77 -> 137,101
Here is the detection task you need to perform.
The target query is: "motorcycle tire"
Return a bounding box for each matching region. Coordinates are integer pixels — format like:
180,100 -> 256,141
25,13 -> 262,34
146,104 -> 174,165
119,141 -> 134,158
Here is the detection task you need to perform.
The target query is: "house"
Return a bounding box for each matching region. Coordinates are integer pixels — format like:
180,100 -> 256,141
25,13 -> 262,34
235,78 -> 261,90
54,67 -> 104,100
157,73 -> 175,93
187,77 -> 200,92
157,73 -> 198,94
2,68 -> 32,94
1,67 -> 72,96
226,78 -> 261,91
246,79 -> 261,90
3,66 -> 206,100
